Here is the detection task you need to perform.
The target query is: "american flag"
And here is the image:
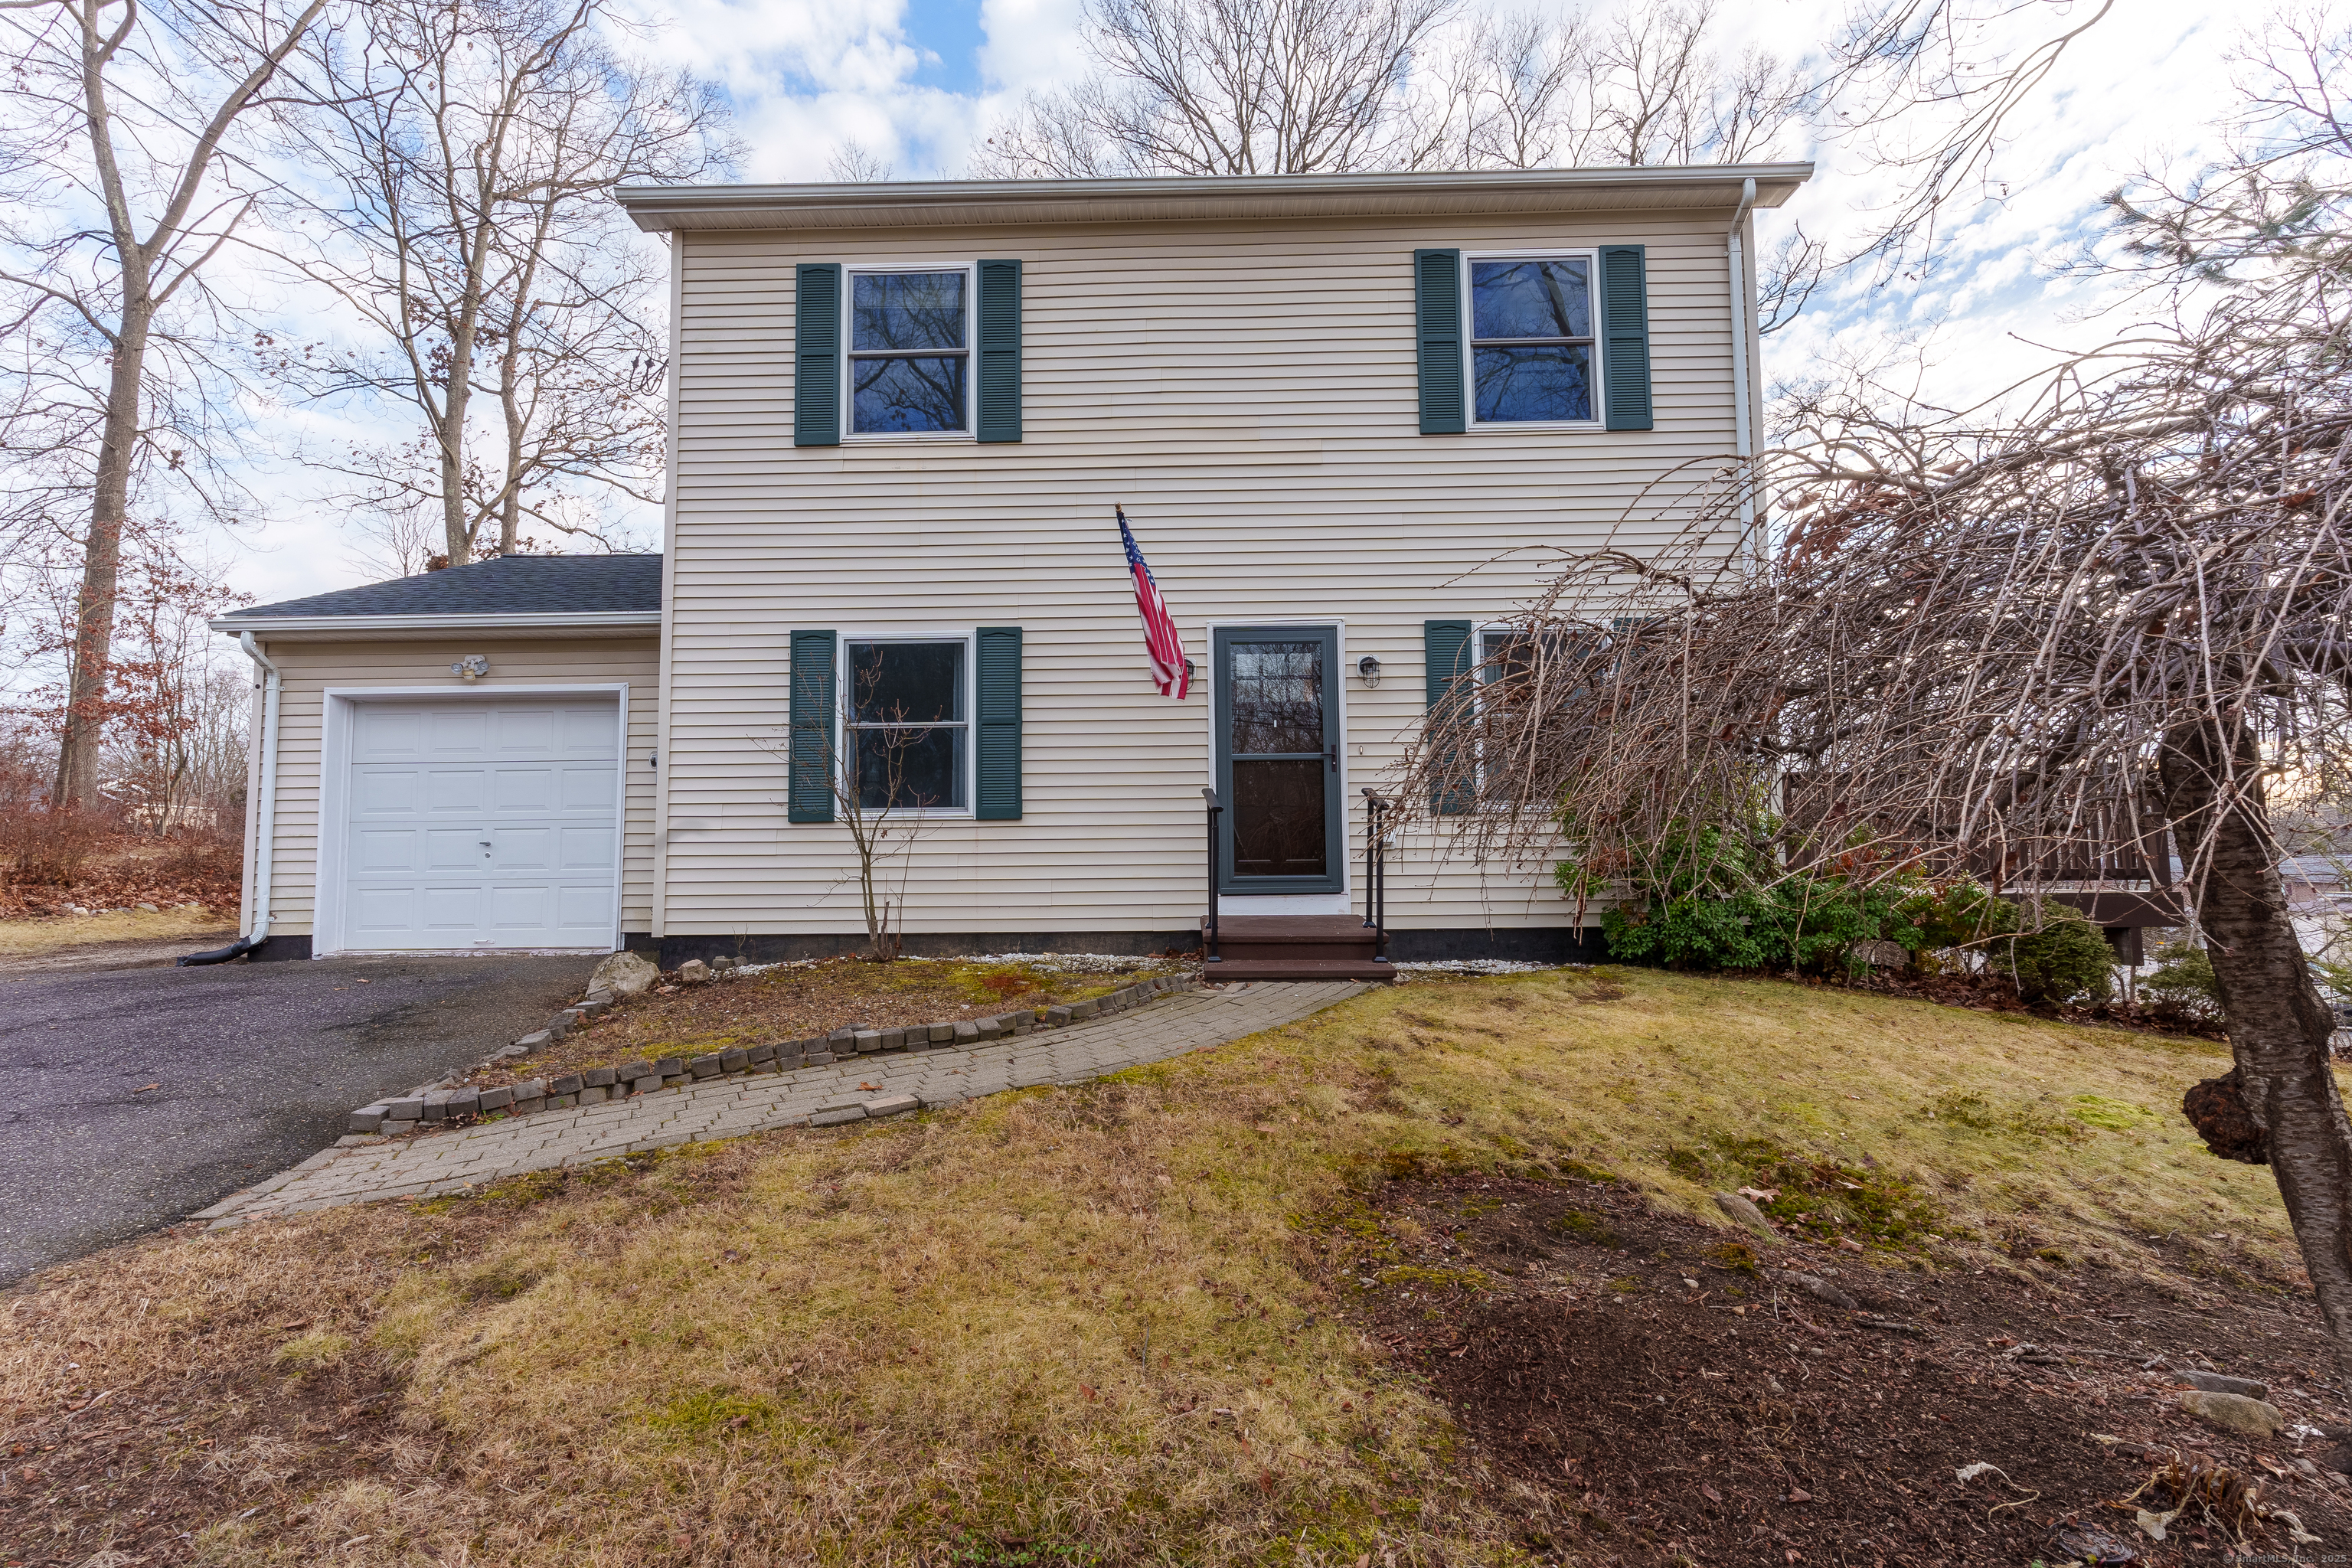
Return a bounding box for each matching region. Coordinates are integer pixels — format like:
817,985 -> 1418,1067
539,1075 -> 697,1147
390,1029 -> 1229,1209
1116,507 -> 1189,699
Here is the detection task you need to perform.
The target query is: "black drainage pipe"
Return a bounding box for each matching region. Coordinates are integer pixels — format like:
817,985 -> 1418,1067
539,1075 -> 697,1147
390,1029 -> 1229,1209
178,936 -> 260,967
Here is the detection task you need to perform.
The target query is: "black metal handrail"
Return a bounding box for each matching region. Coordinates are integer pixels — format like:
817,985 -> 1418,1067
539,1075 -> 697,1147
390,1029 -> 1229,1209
1362,788 -> 1389,963
1201,786 -> 1223,964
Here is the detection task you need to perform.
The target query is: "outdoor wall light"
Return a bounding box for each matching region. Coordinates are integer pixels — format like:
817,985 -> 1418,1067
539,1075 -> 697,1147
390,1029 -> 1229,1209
451,654 -> 490,681
1357,655 -> 1382,687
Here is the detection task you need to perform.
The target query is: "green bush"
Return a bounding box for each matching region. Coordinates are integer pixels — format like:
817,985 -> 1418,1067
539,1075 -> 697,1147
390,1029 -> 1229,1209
1999,906 -> 2116,1004
2144,941 -> 2223,1021
1568,825 -> 1996,977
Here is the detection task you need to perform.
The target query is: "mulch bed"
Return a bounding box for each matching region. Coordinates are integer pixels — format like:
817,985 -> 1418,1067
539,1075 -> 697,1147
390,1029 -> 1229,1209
1348,1172 -> 2352,1566
459,954 -> 1190,1089
1843,968 -> 2227,1041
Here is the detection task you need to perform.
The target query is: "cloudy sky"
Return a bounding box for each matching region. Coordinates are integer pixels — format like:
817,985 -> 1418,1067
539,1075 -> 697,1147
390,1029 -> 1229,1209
223,0 -> 2236,608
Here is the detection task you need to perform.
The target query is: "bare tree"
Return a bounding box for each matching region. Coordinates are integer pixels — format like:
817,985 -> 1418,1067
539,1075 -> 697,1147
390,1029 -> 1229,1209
826,140 -> 895,182
263,0 -> 728,567
776,657 -> 948,962
973,0 -> 1460,177
0,0 -> 330,811
1391,18 -> 2352,1383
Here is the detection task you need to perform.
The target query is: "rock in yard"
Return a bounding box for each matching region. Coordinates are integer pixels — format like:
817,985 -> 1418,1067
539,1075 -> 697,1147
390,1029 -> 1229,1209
1715,1191 -> 1779,1240
2178,1390 -> 2284,1438
2178,1370 -> 2269,1400
1767,1269 -> 1857,1311
675,959 -> 710,985
589,949 -> 661,997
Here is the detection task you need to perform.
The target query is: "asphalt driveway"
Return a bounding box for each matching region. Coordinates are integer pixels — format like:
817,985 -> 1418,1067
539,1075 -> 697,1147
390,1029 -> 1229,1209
0,951 -> 597,1285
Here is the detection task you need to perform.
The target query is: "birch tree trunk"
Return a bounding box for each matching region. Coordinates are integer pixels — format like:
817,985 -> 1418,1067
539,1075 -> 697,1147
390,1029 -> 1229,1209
2162,718 -> 2352,1378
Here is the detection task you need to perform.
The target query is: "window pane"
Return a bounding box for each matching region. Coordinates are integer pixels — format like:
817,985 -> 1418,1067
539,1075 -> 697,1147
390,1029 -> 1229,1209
853,725 -> 965,810
1474,344 -> 1594,423
1471,259 -> 1590,340
850,641 -> 964,724
851,272 -> 966,351
1227,641 -> 1324,754
853,354 -> 967,433
1230,759 -> 1327,877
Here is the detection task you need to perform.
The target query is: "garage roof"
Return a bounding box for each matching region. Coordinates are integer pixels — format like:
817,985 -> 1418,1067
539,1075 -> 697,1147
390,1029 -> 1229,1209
220,554 -> 663,629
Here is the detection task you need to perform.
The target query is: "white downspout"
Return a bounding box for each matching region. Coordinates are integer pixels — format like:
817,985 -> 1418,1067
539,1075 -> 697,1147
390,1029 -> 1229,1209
1727,176 -> 1759,564
240,631 -> 283,946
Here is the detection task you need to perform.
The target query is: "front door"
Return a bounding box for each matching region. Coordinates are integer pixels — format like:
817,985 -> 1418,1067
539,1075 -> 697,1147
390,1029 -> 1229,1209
1213,626 -> 1343,894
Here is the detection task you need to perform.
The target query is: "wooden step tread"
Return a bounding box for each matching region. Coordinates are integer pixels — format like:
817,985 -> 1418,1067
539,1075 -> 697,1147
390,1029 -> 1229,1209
1202,914 -> 1382,946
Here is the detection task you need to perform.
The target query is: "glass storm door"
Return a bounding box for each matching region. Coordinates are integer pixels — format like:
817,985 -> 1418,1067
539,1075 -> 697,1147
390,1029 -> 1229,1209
1214,626 -> 1343,894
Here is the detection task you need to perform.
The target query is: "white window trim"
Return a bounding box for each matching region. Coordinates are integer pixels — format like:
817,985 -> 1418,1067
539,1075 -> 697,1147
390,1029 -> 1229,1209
1461,247 -> 1606,433
835,629 -> 977,818
841,261 -> 977,443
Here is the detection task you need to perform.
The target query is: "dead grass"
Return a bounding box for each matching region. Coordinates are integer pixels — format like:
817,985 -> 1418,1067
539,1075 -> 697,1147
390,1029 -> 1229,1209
467,954 -> 1184,1089
2,965 -> 2314,1566
0,904 -> 232,956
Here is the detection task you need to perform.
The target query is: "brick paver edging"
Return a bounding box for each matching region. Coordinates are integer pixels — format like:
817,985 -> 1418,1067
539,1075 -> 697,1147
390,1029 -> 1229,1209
348,973 -> 1196,1134
192,979 -> 1367,1230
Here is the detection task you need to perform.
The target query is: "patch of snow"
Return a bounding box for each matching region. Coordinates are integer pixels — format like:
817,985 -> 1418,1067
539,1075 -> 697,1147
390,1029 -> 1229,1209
1393,959 -> 1584,978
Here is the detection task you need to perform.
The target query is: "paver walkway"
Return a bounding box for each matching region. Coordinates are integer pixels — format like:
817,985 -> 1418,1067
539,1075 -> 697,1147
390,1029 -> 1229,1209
194,979 -> 1366,1228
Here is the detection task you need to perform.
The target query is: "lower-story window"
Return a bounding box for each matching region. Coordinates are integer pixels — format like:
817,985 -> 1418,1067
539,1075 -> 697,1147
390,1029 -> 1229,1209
845,636 -> 969,811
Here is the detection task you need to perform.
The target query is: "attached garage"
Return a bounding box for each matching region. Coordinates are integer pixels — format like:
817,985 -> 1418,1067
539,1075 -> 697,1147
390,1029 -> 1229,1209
212,554 -> 664,960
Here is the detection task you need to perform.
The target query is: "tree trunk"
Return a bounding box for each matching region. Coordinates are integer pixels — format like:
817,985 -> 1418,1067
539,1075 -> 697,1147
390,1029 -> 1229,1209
53,303 -> 152,811
2161,717 -> 2352,1382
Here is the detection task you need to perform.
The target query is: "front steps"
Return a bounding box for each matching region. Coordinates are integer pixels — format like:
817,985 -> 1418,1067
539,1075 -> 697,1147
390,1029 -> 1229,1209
1200,914 -> 1397,982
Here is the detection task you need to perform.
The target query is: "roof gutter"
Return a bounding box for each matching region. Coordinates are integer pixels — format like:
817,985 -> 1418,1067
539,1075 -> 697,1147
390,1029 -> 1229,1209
208,610 -> 662,635
615,162 -> 1815,232
183,632 -> 282,965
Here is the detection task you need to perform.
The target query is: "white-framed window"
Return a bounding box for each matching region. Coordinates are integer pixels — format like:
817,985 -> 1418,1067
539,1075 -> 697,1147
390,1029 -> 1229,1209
1472,622 -> 1601,795
1465,251 -> 1602,429
841,634 -> 972,812
844,264 -> 973,439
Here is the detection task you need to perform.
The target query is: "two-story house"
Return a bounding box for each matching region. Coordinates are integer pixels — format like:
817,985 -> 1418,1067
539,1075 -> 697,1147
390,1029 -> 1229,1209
213,164 -> 1810,971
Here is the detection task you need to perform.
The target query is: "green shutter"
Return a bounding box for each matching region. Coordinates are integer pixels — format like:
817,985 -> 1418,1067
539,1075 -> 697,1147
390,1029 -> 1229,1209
975,626 -> 1022,819
795,263 -> 841,447
1424,619 -> 1474,815
976,260 -> 1022,443
1413,249 -> 1465,434
788,629 -> 837,822
1599,245 -> 1652,432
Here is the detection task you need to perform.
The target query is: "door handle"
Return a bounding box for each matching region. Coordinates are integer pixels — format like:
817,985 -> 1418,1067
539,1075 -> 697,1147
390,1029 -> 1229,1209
1327,743 -> 1338,773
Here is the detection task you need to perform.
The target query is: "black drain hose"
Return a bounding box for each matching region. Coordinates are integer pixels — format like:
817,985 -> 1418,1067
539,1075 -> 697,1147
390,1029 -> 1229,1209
178,936 -> 260,967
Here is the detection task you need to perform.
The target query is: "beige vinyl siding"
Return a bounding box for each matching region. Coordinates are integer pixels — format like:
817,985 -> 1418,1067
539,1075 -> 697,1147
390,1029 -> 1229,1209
662,209 -> 1747,936
243,639 -> 658,943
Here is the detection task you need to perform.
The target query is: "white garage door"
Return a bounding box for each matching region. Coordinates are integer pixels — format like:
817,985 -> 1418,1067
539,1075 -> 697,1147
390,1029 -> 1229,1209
341,697 -> 620,951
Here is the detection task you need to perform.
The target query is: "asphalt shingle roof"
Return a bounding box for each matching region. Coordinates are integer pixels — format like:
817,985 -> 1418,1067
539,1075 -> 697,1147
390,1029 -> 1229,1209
227,554 -> 662,620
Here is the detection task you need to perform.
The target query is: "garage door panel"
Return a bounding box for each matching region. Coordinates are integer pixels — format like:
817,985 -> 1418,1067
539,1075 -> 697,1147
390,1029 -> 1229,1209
418,884 -> 488,930
487,884 -> 554,930
491,766 -> 559,813
493,707 -> 558,753
558,825 -> 616,870
336,695 -> 619,952
353,707 -> 424,760
348,886 -> 417,933
557,764 -> 616,810
425,709 -> 492,755
490,826 -> 554,871
354,768 -> 423,813
353,828 -> 423,874
555,884 -> 614,930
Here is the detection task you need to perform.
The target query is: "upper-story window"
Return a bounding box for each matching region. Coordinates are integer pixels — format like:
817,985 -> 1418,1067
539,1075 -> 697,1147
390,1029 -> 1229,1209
848,269 -> 970,436
1468,254 -> 1597,426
